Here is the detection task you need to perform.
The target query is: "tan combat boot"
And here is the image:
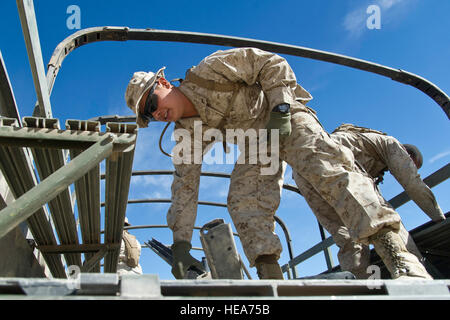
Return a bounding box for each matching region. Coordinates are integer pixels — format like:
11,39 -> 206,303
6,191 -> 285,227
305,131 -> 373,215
370,228 -> 432,280
255,254 -> 284,280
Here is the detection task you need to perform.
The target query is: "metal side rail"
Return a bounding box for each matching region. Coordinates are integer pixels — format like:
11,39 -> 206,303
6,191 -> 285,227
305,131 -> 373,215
66,120 -> 102,273
22,117 -> 81,268
1,53 -> 65,277
0,118 -> 65,277
0,275 -> 448,299
0,118 -> 137,274
103,123 -> 137,273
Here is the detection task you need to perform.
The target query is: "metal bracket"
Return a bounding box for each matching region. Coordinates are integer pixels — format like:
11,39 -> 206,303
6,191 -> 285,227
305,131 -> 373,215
14,278 -> 78,296
78,273 -> 119,296
81,247 -> 108,273
120,274 -> 161,299
0,117 -> 19,127
200,219 -> 243,280
66,119 -> 100,132
384,280 -> 450,296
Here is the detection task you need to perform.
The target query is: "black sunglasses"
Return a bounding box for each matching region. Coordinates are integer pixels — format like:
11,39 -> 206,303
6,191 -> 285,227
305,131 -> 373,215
140,82 -> 159,122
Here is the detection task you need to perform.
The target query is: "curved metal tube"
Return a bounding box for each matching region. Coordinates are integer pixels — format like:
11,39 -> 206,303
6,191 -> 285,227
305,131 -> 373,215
274,215 -> 298,278
101,198 -> 227,208
45,26 -> 449,118
122,225 -> 239,237
101,169 -> 301,194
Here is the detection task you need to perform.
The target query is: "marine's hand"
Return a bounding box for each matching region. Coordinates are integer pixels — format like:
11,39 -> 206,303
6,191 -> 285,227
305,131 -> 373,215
266,111 -> 291,137
171,241 -> 205,279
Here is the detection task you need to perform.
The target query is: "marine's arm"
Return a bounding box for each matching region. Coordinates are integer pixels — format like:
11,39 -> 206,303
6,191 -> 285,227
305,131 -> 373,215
166,120 -> 212,278
201,47 -> 302,135
200,47 -> 299,108
383,137 -> 445,222
167,120 -> 205,243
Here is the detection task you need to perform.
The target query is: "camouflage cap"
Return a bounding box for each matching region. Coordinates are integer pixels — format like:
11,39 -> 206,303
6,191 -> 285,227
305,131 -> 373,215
125,67 -> 166,128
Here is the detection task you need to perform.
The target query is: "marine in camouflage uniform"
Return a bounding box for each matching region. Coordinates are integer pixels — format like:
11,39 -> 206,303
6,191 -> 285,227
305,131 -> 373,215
126,47 -> 433,280
331,124 -> 444,223
292,124 -> 444,278
117,219 -> 143,275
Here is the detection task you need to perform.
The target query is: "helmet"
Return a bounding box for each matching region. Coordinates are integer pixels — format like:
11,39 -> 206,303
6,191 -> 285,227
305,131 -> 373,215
125,67 -> 165,128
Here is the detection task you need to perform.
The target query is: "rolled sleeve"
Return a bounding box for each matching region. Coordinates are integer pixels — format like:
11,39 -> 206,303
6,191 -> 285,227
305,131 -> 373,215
203,47 -> 298,108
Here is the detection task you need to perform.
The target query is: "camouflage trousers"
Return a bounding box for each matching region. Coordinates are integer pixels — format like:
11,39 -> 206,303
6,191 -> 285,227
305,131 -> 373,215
294,172 -> 424,278
228,107 -> 402,267
228,160 -> 286,267
282,108 -> 402,242
292,173 -> 371,278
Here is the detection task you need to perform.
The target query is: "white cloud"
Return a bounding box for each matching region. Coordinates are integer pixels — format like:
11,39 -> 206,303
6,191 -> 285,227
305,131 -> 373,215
146,191 -> 164,199
379,0 -> 404,9
429,150 -> 450,164
132,175 -> 172,189
343,8 -> 367,38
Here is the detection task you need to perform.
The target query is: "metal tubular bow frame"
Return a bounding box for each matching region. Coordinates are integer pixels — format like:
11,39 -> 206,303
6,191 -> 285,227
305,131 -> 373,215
5,12 -> 448,278
43,26 -> 449,277
44,26 -> 450,119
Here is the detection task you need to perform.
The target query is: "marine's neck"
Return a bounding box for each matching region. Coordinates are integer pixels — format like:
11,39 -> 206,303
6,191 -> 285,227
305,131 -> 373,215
175,87 -> 199,118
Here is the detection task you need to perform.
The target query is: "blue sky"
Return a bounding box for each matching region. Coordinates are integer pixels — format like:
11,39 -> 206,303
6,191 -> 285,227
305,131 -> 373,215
0,0 -> 448,280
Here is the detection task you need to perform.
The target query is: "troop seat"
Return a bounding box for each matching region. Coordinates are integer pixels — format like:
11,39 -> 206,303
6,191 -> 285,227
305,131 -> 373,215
0,117 -> 137,277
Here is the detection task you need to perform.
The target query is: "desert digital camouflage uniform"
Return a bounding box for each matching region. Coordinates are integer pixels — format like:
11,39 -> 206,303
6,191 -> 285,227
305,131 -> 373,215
292,125 -> 444,277
167,47 -> 402,267
168,115 -> 286,266
227,157 -> 286,266
332,124 -> 444,222
294,173 -> 424,278
117,231 -> 143,275
292,172 -> 371,278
